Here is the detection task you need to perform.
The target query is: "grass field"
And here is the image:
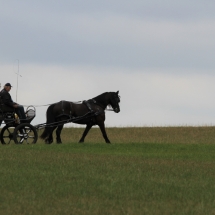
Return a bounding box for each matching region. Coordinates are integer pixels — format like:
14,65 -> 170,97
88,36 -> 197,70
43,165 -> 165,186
1,127 -> 215,215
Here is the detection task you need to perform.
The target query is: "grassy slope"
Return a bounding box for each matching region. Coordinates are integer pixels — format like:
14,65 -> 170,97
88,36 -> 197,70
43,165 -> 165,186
1,127 -> 215,215
56,126 -> 215,144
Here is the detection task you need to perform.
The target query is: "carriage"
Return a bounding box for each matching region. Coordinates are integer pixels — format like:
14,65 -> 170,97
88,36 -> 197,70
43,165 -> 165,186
0,104 -> 102,144
0,91 -> 120,144
0,103 -> 38,144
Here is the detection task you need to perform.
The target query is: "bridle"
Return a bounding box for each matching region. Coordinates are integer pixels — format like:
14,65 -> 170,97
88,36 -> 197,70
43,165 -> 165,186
109,95 -> 120,112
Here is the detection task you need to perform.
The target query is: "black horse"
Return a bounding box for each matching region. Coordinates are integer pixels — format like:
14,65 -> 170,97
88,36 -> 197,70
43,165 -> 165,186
40,91 -> 120,144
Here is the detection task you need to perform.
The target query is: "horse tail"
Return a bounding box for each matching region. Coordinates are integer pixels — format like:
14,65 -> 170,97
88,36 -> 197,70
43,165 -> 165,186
40,104 -> 56,140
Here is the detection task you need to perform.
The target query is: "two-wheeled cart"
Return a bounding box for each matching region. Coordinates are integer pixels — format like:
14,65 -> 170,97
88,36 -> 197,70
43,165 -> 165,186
0,105 -> 38,144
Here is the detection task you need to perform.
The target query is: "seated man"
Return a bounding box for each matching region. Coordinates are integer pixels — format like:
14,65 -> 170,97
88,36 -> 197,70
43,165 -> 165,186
0,83 -> 26,122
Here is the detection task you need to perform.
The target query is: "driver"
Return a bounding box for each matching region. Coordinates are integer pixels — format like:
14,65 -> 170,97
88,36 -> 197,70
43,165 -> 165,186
0,83 -> 26,122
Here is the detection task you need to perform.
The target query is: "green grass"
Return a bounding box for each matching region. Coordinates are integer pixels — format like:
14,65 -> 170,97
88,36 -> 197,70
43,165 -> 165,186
1,127 -> 215,214
58,126 -> 215,144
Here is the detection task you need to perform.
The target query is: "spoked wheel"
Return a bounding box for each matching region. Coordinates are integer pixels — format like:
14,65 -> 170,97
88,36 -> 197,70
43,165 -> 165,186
13,123 -> 38,144
0,125 -> 15,144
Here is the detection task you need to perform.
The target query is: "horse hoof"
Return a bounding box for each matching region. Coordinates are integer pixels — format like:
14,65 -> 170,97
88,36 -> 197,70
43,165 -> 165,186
45,140 -> 52,144
56,139 -> 62,144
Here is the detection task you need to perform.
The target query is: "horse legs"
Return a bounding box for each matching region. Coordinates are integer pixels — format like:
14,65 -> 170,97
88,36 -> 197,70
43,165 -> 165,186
79,124 -> 92,143
56,125 -> 64,144
45,126 -> 56,144
98,122 -> 111,144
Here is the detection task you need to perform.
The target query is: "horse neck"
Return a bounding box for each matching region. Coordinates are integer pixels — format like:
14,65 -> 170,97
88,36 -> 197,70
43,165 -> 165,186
93,93 -> 109,109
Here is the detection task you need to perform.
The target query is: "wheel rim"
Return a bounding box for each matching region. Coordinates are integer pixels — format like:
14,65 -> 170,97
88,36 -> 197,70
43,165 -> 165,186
0,126 -> 15,144
14,123 -> 38,144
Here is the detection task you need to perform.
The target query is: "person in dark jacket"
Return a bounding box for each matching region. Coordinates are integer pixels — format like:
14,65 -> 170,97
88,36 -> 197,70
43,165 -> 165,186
0,83 -> 26,121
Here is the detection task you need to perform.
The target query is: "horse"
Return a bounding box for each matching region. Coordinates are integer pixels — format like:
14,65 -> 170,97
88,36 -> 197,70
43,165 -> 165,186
40,91 -> 120,144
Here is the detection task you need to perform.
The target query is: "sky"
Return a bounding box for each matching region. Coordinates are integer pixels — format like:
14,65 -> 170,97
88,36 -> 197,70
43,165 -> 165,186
1,0 -> 215,127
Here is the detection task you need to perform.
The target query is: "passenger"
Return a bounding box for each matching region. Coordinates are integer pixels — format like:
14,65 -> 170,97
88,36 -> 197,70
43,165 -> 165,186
0,83 -> 26,122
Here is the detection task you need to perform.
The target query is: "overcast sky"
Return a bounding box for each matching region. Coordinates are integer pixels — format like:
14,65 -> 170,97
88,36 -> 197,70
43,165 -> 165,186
1,0 -> 215,127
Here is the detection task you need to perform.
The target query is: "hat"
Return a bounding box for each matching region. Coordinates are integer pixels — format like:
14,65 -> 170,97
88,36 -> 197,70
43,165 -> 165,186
5,83 -> 12,87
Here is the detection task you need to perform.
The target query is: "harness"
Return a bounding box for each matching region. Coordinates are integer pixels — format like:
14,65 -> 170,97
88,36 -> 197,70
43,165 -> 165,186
83,99 -> 96,112
55,100 -> 73,121
56,99 -> 103,123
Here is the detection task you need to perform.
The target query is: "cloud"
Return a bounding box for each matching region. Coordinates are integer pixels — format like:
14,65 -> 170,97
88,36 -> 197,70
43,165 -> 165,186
1,1 -> 215,70
1,1 -> 215,127
1,64 -> 215,127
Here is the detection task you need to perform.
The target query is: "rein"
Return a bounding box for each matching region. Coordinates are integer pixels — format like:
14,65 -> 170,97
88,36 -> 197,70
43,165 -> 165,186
23,104 -> 53,107
23,102 -> 114,111
22,101 -> 82,108
105,108 -> 114,111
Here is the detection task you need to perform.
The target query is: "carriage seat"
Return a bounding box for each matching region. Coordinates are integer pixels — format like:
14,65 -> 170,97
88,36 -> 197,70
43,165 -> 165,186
0,104 -> 14,113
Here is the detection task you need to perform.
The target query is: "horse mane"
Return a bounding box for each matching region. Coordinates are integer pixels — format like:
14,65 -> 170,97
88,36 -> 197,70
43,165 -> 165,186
92,91 -> 120,108
92,92 -> 109,107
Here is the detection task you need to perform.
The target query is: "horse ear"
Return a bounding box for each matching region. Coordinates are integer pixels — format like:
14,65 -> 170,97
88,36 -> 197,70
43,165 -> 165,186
116,91 -> 119,94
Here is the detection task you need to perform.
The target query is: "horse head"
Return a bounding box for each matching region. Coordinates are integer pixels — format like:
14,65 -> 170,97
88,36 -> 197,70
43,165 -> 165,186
109,91 -> 120,113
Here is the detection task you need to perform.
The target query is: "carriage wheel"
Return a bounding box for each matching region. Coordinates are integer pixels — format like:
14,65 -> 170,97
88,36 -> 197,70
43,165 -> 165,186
13,123 -> 38,144
0,125 -> 15,144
